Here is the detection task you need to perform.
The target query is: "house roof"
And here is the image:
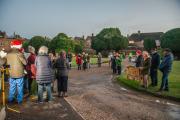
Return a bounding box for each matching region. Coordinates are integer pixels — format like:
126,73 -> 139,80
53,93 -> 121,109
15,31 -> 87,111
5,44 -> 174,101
86,36 -> 92,40
128,32 -> 164,42
74,37 -> 84,41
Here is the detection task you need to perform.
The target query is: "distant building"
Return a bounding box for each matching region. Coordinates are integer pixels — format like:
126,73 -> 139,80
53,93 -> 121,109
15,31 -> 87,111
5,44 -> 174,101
74,34 -> 95,54
0,31 -> 26,51
128,31 -> 163,48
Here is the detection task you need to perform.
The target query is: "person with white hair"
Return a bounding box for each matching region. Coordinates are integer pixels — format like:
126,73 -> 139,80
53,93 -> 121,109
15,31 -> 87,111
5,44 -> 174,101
35,46 -> 54,102
0,49 -> 7,92
7,39 -> 27,104
140,51 -> 151,88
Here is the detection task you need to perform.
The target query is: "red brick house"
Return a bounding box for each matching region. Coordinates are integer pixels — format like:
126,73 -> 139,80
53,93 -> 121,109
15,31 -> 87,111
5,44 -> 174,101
0,31 -> 26,51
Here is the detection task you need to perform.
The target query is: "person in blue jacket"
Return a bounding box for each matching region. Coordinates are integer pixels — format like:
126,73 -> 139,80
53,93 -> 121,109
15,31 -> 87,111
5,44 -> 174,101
159,48 -> 173,91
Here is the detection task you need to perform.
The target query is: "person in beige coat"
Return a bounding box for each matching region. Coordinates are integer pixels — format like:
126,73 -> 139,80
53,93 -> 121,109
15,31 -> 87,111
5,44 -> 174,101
6,39 -> 27,104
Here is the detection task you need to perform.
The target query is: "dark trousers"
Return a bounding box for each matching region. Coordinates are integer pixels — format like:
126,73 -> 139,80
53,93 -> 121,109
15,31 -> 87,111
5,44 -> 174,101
113,67 -> 117,74
78,64 -> 81,70
160,71 -> 169,90
150,68 -> 158,86
28,78 -> 33,93
117,66 -> 121,75
23,75 -> 28,93
57,76 -> 68,92
83,63 -> 87,70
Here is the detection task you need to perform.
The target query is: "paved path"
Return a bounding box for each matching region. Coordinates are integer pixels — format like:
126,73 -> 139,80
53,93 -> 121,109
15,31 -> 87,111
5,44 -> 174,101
5,98 -> 83,120
66,64 -> 180,120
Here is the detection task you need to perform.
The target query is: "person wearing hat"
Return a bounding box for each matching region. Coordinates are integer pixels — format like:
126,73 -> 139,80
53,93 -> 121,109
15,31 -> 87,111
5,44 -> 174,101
7,39 -> 27,104
135,50 -> 143,67
159,48 -> 173,91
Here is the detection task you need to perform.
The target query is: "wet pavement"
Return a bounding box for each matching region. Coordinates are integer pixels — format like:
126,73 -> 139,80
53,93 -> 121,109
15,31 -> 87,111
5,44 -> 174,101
66,64 -> 180,120
6,98 -> 84,120
2,62 -> 180,120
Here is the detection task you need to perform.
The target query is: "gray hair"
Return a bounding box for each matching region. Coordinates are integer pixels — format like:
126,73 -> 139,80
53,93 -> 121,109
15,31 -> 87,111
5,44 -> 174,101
28,45 -> 35,54
38,46 -> 48,55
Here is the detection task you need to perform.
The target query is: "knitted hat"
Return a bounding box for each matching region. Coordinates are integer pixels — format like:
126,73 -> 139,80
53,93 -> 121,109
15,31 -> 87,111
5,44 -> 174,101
136,50 -> 142,55
10,39 -> 22,49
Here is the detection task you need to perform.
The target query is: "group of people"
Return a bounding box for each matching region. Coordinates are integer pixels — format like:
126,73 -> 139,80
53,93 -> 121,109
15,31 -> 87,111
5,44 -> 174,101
0,39 -> 174,105
75,52 -> 102,71
134,48 -> 173,91
0,39 -> 70,104
76,52 -> 91,71
110,52 -> 125,75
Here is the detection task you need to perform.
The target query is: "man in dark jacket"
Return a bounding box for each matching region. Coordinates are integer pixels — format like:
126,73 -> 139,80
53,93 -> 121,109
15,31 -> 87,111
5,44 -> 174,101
159,48 -> 173,91
111,52 -> 117,74
150,48 -> 160,86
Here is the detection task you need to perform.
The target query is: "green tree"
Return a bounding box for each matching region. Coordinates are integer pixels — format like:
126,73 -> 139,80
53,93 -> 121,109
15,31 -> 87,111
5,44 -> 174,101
22,40 -> 30,51
74,43 -> 83,54
29,36 -> 50,52
143,38 -> 156,51
161,28 -> 180,52
50,33 -> 75,53
92,28 -> 128,52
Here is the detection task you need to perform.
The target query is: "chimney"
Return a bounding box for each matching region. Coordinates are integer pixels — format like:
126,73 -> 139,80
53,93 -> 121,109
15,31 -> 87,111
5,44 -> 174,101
138,30 -> 141,35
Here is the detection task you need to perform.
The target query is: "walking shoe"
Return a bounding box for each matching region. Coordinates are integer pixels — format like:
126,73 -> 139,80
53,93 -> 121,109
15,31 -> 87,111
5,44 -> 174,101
63,92 -> 68,97
17,101 -> 23,105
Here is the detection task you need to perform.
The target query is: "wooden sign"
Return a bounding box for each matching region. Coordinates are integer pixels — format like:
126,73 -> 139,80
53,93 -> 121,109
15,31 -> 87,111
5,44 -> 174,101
126,66 -> 141,81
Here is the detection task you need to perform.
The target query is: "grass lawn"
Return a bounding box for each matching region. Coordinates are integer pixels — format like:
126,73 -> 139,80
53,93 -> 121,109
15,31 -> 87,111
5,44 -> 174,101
117,61 -> 180,99
71,57 -> 109,67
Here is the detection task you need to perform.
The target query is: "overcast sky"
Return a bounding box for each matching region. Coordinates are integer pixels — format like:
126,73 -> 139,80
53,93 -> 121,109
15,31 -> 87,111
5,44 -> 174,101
0,0 -> 180,38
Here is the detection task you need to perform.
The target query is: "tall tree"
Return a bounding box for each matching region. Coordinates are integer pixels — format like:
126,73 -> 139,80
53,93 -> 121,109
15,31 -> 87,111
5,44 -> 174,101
29,36 -> 50,52
50,33 -> 75,52
92,28 -> 128,52
143,38 -> 156,51
161,28 -> 180,52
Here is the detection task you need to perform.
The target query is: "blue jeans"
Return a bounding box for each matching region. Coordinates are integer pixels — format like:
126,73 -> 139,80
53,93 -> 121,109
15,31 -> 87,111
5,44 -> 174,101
160,71 -> 169,90
38,83 -> 52,102
8,77 -> 24,103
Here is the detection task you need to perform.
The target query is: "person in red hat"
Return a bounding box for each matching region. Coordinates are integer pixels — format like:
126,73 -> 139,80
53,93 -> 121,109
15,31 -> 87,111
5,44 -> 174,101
135,50 -> 143,67
6,39 -> 27,104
